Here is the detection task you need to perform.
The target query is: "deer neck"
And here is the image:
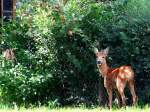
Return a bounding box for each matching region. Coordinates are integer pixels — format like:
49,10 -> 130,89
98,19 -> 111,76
98,62 -> 109,77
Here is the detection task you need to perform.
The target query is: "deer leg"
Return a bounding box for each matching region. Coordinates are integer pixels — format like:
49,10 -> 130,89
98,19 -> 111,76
120,91 -> 126,106
106,88 -> 112,109
117,79 -> 126,107
128,80 -> 138,106
115,91 -> 121,108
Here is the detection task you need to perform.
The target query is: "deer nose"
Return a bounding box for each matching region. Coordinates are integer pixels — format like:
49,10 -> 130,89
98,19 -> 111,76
96,60 -> 102,65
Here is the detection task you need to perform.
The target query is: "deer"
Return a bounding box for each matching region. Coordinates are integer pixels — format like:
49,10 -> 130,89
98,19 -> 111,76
95,47 -> 138,109
3,49 -> 16,60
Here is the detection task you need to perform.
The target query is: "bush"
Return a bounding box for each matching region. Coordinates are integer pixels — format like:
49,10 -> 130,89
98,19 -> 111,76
0,1 -> 60,105
53,0 -> 150,105
0,0 -> 150,106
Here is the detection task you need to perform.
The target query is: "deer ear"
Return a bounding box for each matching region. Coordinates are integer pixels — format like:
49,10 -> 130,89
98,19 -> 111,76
103,47 -> 109,56
94,47 -> 99,55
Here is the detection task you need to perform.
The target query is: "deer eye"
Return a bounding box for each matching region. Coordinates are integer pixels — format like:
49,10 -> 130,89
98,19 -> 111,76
102,57 -> 105,58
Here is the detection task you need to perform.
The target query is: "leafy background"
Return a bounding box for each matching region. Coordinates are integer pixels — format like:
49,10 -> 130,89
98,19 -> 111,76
0,0 -> 150,107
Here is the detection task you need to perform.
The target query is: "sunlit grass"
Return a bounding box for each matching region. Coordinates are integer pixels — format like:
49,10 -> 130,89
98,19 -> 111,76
0,105 -> 150,112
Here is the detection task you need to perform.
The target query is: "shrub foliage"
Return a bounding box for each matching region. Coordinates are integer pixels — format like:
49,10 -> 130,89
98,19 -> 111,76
0,0 -> 150,106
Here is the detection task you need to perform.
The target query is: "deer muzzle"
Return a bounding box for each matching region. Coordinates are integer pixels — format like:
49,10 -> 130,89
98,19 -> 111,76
96,60 -> 102,65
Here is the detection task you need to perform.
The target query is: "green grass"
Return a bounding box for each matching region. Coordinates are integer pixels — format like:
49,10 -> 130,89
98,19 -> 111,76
0,105 -> 150,112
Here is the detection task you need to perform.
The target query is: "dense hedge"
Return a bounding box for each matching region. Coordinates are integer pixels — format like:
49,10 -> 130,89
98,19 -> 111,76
0,0 -> 150,107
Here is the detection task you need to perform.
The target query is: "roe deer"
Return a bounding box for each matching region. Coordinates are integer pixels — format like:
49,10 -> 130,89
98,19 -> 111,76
3,49 -> 15,60
95,47 -> 138,109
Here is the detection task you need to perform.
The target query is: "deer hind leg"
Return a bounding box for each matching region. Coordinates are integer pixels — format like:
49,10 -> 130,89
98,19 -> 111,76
117,79 -> 126,106
115,90 -> 121,108
119,90 -> 126,106
128,80 -> 138,106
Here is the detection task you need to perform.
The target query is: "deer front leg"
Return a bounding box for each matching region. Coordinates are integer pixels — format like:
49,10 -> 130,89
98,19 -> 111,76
106,88 -> 112,109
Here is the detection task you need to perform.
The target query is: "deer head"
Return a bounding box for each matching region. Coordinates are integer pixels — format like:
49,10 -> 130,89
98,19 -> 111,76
95,47 -> 109,65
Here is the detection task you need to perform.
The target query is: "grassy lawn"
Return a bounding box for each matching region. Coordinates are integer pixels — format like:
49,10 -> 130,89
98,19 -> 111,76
0,106 -> 150,112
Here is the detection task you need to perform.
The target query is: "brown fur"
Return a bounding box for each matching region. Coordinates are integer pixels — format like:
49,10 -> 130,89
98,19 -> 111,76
3,49 -> 15,60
